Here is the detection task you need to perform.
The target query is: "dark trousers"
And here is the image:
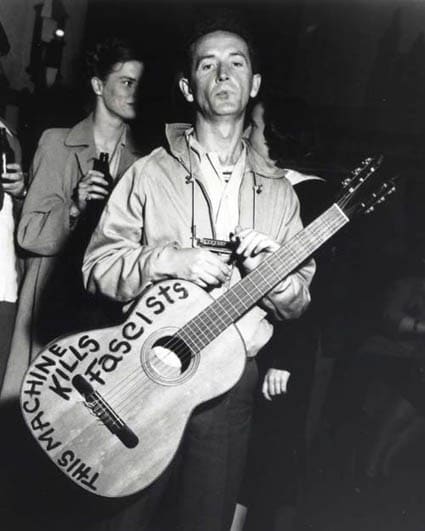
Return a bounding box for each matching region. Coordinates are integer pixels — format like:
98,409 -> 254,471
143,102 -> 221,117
0,301 -> 16,390
94,359 -> 258,531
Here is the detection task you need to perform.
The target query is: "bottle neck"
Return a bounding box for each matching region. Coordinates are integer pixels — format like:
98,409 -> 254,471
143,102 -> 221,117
0,128 -> 8,147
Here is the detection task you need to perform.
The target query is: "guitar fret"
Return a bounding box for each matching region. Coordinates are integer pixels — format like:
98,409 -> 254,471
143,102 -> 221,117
179,300 -> 233,351
176,327 -> 202,352
187,314 -> 212,344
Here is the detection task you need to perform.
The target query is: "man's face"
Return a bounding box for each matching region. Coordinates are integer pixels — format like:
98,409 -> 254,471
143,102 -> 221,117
95,60 -> 144,121
180,31 -> 261,119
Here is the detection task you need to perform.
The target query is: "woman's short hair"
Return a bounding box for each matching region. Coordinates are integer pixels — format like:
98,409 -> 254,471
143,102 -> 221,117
86,37 -> 143,81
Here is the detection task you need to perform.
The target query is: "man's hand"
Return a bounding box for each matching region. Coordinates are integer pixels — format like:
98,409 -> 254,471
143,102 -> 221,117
167,247 -> 232,289
2,163 -> 26,198
233,227 -> 280,272
74,170 -> 110,212
262,368 -> 291,401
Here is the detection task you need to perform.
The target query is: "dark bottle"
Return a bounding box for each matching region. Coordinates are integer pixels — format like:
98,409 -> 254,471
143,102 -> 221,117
84,152 -> 113,231
92,152 -> 113,197
0,127 -> 15,211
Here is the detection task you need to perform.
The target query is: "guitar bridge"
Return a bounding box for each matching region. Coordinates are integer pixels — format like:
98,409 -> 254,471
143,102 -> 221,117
72,375 -> 139,449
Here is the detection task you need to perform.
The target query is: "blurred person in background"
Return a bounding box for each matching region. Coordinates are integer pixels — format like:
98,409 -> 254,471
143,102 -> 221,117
0,37 -> 144,403
0,117 -> 26,389
232,90 -> 329,531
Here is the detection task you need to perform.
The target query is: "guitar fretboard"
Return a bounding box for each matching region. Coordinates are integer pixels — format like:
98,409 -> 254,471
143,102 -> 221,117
177,203 -> 349,352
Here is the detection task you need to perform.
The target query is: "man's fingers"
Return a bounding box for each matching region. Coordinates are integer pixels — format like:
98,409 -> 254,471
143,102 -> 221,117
196,258 -> 232,286
203,253 -> 232,279
197,271 -> 223,287
235,231 -> 258,256
235,229 -> 279,258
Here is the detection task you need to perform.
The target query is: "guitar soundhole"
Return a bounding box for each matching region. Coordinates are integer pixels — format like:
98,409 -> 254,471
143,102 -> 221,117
141,328 -> 199,385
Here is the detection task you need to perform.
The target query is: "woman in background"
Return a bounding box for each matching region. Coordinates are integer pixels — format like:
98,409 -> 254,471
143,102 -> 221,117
1,37 -> 144,401
232,90 -> 329,531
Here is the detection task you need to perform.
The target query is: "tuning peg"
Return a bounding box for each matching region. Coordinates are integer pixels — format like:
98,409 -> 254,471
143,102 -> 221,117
361,179 -> 396,215
342,154 -> 384,189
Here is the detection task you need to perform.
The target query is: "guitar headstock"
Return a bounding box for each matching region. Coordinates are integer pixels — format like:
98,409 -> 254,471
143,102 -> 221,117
336,155 -> 396,218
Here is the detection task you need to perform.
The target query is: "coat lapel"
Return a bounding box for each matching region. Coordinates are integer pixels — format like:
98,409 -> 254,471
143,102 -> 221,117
62,117 -> 143,181
64,115 -> 96,180
118,130 -> 143,177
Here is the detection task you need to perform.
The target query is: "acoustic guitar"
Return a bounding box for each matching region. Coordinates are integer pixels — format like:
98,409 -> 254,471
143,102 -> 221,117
20,156 -> 394,497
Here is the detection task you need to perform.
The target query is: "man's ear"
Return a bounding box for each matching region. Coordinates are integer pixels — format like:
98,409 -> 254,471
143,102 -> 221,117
91,77 -> 103,97
179,76 -> 194,103
250,73 -> 262,99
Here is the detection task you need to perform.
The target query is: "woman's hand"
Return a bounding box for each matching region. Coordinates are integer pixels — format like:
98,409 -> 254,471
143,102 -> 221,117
74,169 -> 110,212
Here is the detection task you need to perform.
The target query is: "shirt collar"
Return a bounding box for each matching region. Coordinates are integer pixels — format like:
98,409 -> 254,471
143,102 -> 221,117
185,128 -> 246,168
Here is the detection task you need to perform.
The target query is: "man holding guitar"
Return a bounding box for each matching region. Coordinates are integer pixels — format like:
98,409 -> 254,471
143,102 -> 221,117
83,12 -> 315,531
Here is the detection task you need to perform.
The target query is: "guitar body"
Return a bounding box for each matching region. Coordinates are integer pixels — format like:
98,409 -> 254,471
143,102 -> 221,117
20,279 -> 246,498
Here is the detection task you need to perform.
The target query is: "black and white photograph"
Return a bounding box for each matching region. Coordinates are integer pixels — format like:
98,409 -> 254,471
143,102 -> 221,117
1,0 -> 425,529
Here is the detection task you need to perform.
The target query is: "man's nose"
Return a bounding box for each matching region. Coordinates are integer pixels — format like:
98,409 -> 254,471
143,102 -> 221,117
217,64 -> 230,81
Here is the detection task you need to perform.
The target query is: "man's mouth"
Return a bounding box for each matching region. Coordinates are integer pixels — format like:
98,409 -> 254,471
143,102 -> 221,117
215,90 -> 232,98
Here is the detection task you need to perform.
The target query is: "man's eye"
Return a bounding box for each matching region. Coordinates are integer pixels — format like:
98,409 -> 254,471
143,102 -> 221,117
232,61 -> 244,68
123,80 -> 133,87
201,63 -> 213,71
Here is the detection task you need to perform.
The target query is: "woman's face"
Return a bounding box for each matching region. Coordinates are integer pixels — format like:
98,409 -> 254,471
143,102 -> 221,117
95,60 -> 144,121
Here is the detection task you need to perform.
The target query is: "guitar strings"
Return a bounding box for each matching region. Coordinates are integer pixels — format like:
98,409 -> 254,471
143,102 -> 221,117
110,185 -> 372,414
101,209 -> 347,415
105,261 -> 277,410
102,210 -> 345,415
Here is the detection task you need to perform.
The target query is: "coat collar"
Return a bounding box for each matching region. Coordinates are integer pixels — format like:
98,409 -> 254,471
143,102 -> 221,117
164,122 -> 287,180
64,114 -> 143,179
64,114 -> 95,148
64,114 -> 142,155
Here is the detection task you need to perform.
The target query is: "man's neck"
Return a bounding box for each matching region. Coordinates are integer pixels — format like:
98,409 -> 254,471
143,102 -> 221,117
194,115 -> 245,166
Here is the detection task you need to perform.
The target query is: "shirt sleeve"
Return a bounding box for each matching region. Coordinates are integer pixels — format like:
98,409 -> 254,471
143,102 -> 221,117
82,161 -> 178,302
261,181 -> 315,320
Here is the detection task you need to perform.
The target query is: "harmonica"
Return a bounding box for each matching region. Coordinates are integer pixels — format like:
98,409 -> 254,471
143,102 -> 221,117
195,237 -> 237,255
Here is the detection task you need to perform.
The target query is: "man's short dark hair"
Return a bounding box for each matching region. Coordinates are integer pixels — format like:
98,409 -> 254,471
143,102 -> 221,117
181,8 -> 260,78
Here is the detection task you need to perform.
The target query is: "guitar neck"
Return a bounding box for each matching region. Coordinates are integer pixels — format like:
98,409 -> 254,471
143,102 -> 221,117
178,203 -> 349,351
